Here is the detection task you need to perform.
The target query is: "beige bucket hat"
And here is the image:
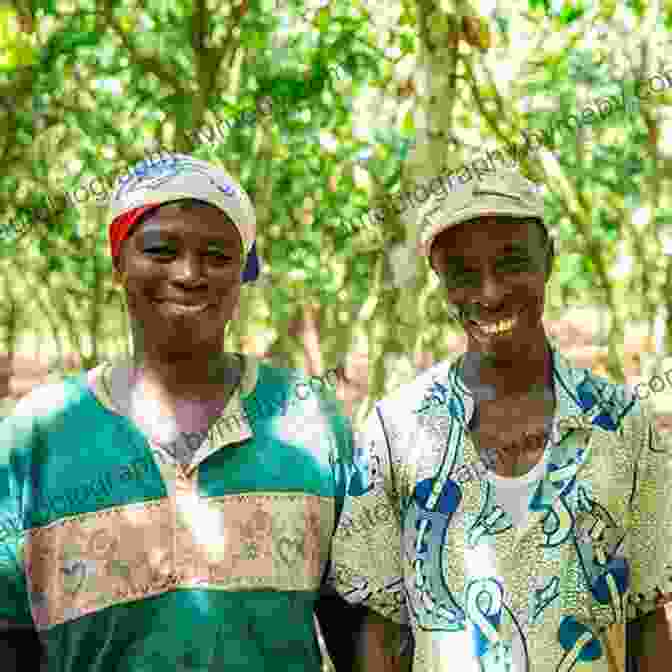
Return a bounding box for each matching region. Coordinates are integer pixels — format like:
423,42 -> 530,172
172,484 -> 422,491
417,166 -> 546,258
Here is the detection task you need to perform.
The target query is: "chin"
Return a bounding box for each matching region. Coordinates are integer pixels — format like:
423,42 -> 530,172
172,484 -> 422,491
140,320 -> 231,356
152,337 -> 226,360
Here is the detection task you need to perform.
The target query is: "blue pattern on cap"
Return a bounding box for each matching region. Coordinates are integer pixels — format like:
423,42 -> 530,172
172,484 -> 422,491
116,155 -> 237,201
242,241 -> 260,282
114,154 -> 260,283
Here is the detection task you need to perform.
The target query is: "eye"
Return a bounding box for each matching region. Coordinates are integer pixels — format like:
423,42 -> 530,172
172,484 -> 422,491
144,246 -> 177,257
444,268 -> 480,287
497,256 -> 531,272
207,248 -> 237,263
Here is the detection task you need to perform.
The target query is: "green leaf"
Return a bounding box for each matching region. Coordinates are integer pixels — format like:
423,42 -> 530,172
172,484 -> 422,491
401,109 -> 415,136
558,2 -> 586,24
41,30 -> 101,67
316,7 -> 330,32
626,0 -> 645,17
399,8 -> 415,25
37,0 -> 59,13
399,33 -> 415,54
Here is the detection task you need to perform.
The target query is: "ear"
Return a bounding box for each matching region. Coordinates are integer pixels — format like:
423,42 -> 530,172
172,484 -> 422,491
112,265 -> 127,286
429,239 -> 441,274
544,238 -> 555,282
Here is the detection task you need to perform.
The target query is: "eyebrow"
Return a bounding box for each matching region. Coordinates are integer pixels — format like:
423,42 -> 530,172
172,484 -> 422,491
442,243 -> 530,265
138,227 -> 241,246
497,243 -> 530,255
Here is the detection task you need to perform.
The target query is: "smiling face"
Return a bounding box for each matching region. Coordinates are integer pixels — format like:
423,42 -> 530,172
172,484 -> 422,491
114,200 -> 244,357
429,216 -> 552,363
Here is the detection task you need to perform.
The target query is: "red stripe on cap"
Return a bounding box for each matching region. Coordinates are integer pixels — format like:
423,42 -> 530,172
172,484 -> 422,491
109,204 -> 159,262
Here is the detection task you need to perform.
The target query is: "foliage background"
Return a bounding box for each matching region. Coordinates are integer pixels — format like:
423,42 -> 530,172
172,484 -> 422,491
2,0 -> 672,429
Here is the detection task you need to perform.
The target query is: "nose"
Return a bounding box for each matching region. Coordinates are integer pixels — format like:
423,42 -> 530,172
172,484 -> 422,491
172,251 -> 205,285
474,269 -> 507,307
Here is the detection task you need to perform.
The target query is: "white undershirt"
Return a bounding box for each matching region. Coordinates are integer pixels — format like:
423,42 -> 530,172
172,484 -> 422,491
478,453 -> 547,672
484,452 -> 547,528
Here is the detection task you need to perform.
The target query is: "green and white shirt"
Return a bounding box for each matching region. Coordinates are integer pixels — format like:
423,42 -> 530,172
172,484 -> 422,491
0,356 -> 353,671
330,346 -> 672,671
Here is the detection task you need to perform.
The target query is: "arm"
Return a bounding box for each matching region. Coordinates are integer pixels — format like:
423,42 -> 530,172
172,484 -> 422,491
630,601 -> 672,672
314,580 -> 368,671
625,401 -> 672,672
0,621 -> 46,672
328,408 -> 411,670
0,621 -> 20,672
354,609 -> 412,672
0,405 -> 45,670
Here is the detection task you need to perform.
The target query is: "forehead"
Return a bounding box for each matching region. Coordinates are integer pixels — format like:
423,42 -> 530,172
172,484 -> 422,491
431,216 -> 542,259
136,200 -> 240,241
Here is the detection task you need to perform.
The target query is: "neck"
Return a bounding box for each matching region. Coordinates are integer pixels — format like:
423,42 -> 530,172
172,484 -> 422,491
464,331 -> 551,399
129,341 -> 240,402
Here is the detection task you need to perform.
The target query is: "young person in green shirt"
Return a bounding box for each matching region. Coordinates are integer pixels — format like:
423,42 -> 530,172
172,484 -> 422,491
0,155 -> 354,671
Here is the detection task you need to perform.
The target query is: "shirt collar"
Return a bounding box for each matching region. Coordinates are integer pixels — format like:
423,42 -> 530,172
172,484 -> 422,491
444,337 -> 631,434
90,355 -> 260,474
549,340 -> 634,433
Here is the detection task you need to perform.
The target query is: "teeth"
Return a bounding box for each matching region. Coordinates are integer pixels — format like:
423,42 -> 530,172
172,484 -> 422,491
477,317 -> 517,335
163,303 -> 209,314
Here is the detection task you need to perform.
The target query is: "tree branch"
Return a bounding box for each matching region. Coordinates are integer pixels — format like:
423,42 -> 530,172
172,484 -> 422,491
101,0 -> 185,94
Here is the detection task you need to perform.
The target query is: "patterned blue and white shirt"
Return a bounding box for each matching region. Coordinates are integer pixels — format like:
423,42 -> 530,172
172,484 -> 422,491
331,345 -> 672,672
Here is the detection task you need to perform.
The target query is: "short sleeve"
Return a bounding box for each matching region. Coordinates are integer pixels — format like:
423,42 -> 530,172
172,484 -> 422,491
625,401 -> 672,621
0,413 -> 35,627
329,406 -> 407,624
315,383 -> 355,537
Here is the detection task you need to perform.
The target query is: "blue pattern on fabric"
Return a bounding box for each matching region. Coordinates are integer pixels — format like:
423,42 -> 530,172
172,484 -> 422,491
117,156 -> 238,200
331,344 -> 671,672
557,616 -> 603,665
576,379 -> 619,431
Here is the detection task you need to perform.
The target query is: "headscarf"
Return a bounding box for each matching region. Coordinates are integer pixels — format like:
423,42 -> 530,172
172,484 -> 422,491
107,153 -> 259,282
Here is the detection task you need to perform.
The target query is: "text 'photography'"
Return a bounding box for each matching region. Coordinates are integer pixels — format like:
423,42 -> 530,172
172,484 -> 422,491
2,4 -> 672,672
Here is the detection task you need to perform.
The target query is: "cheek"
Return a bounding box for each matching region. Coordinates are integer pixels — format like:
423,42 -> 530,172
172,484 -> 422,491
123,276 -> 162,307
444,274 -> 545,306
444,291 -> 469,314
525,270 -> 547,294
516,275 -> 547,311
123,288 -> 157,321
123,257 -> 167,288
215,281 -> 242,307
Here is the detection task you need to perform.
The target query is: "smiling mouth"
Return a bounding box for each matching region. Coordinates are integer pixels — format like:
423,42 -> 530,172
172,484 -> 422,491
470,315 -> 519,336
158,301 -> 211,315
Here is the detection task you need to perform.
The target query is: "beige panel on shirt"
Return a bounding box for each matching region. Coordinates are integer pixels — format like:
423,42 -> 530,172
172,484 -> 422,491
24,493 -> 334,630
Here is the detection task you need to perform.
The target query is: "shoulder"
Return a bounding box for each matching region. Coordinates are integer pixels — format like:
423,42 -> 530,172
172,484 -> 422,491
257,357 -> 353,436
254,358 -> 338,404
5,377 -> 79,424
252,357 -> 331,392
554,354 -> 658,463
375,358 -> 457,423
236,356 -> 294,406
252,357 -> 351,421
252,359 -> 319,406
0,381 -> 82,482
557,353 -> 646,427
254,358 -> 296,385
573,365 -> 633,408
1,375 -> 96,446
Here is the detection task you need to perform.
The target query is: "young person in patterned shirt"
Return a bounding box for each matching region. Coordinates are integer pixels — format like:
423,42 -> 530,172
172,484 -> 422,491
330,167 -> 672,671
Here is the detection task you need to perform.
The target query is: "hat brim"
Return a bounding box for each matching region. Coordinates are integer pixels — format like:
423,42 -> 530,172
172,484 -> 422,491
420,201 -> 544,258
